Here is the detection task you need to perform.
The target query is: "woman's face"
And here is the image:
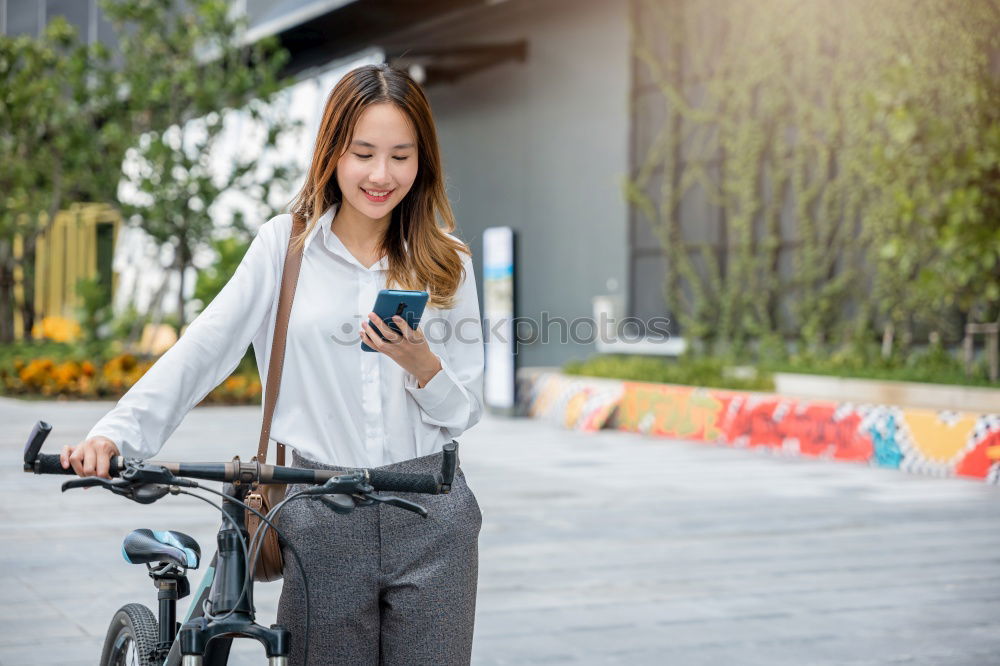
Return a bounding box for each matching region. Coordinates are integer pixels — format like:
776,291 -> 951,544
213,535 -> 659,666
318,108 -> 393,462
336,102 -> 419,224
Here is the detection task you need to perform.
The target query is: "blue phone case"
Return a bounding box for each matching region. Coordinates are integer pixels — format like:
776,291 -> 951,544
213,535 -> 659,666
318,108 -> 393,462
362,289 -> 429,352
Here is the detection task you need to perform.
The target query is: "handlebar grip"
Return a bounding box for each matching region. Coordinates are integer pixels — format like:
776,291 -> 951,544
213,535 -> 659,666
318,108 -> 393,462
23,421 -> 52,465
367,470 -> 440,494
441,442 -> 457,489
33,453 -> 121,477
35,454 -> 74,475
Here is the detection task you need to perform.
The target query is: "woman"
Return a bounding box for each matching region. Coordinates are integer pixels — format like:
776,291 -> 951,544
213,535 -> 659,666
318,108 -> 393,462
60,64 -> 485,665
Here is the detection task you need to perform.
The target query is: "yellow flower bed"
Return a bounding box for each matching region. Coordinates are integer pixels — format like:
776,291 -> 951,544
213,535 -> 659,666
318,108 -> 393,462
201,374 -> 263,405
1,353 -> 261,404
31,316 -> 82,343
7,316 -> 260,404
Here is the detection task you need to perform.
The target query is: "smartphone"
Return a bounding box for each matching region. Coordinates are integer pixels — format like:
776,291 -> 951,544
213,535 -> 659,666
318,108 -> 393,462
362,289 -> 429,352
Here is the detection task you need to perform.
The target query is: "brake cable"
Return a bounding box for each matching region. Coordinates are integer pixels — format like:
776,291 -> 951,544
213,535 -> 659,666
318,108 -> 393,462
183,484 -> 314,666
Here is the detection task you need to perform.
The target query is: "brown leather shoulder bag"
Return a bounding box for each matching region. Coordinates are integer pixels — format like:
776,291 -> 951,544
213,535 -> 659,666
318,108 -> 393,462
245,212 -> 306,582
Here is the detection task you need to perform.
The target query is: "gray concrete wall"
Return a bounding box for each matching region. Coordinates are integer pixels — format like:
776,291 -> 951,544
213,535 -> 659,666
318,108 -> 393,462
418,0 -> 631,368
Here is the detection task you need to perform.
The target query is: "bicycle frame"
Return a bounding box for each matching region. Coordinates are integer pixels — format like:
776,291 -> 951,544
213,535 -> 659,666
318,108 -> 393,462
161,483 -> 288,666
22,420 -> 458,665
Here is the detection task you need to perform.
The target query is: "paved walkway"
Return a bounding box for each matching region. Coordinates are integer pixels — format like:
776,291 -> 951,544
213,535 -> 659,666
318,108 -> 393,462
1,396 -> 998,665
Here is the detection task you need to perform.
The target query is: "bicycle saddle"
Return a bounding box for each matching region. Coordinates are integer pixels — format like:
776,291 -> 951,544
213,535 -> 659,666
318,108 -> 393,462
121,529 -> 200,569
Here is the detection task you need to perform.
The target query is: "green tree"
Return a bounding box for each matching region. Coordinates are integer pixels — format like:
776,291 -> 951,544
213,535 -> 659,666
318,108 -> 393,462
192,230 -> 252,310
0,19 -> 131,342
865,9 -> 1000,346
101,0 -> 301,331
629,0 -> 1000,358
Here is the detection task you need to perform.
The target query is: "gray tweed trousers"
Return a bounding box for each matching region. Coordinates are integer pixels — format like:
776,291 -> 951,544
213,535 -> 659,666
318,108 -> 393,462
276,450 -> 482,666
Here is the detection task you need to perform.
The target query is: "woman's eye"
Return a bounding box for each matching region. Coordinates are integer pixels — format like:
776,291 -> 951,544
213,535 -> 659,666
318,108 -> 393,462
352,153 -> 409,161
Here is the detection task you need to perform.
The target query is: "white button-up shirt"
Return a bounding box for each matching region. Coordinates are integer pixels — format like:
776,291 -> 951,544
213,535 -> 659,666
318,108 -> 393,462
87,207 -> 485,467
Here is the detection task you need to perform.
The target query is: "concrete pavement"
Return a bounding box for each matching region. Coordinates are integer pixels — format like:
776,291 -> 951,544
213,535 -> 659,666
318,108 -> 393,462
1,396 -> 998,665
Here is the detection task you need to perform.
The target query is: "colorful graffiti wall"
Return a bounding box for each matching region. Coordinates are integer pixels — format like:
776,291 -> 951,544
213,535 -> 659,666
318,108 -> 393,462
517,372 -> 622,432
518,372 -> 1000,483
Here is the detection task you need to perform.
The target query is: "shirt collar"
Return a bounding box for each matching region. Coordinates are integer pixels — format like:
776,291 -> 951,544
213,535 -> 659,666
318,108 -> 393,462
301,205 -> 331,254
304,204 -> 390,272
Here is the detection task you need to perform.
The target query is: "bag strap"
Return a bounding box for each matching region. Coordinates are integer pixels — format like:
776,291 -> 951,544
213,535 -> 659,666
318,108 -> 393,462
255,213 -> 307,467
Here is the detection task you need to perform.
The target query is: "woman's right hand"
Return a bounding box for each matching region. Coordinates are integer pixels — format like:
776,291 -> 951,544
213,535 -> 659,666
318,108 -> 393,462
61,436 -> 121,479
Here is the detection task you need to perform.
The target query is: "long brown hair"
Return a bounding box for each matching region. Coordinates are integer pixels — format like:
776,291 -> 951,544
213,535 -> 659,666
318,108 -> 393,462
289,64 -> 468,309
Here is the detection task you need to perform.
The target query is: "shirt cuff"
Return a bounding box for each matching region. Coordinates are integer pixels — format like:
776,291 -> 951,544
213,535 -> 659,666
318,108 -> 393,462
405,365 -> 460,416
85,420 -> 146,459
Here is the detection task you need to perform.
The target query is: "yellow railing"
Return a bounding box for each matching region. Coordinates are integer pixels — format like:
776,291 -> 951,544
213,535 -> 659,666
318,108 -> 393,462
14,202 -> 121,339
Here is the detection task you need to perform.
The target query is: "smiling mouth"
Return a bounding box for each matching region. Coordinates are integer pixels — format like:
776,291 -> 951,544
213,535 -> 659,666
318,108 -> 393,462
361,187 -> 394,203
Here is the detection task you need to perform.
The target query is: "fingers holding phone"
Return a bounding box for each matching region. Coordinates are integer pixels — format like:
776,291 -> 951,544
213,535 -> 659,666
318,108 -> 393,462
360,289 -> 441,386
361,289 -> 428,352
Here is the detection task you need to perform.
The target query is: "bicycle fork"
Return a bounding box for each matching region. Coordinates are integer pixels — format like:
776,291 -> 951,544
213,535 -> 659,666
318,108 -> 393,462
181,656 -> 287,666
177,486 -> 290,665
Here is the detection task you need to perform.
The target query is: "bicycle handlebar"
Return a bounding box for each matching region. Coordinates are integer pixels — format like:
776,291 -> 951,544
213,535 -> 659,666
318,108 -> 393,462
21,419 -> 452,664
32,453 -> 123,477
367,470 -> 441,494
23,421 -> 458,495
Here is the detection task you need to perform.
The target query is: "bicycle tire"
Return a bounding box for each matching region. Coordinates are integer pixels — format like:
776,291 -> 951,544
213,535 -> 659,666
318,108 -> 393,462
100,603 -> 163,666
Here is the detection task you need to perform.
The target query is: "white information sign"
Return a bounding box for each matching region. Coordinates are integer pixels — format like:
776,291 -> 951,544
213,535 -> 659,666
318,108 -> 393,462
482,227 -> 516,411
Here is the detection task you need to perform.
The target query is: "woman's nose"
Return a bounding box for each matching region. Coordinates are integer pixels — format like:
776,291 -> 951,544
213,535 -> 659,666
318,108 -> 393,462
369,158 -> 390,184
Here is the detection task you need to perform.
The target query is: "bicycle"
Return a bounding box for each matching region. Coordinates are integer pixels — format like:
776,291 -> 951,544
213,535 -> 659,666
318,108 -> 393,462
21,420 -> 460,666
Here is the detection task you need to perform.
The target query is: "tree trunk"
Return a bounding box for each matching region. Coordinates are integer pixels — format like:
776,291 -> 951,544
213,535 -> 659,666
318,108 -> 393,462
0,263 -> 14,344
176,241 -> 191,333
127,273 -> 172,351
881,322 -> 894,360
0,239 -> 14,344
16,246 -> 36,342
177,261 -> 187,333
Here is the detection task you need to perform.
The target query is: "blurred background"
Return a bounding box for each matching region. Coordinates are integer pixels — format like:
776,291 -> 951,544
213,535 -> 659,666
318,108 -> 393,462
2,2 -> 1000,663
0,0 -> 998,397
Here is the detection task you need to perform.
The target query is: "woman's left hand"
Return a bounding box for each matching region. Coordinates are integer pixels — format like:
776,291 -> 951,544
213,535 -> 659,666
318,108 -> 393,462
361,313 -> 442,387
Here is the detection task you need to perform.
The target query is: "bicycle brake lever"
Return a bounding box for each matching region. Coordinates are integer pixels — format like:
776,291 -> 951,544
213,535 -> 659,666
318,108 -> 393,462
62,477 -> 120,492
125,484 -> 170,504
315,494 -> 356,515
300,473 -> 366,496
61,477 -> 170,504
364,492 -> 428,518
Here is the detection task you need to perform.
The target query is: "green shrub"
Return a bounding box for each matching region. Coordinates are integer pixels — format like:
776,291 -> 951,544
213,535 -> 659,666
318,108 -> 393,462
766,343 -> 997,387
564,346 -> 998,390
563,355 -> 774,391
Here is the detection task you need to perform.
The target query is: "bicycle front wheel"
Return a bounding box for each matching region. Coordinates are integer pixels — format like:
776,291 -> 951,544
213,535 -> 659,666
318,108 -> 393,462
100,603 -> 162,666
